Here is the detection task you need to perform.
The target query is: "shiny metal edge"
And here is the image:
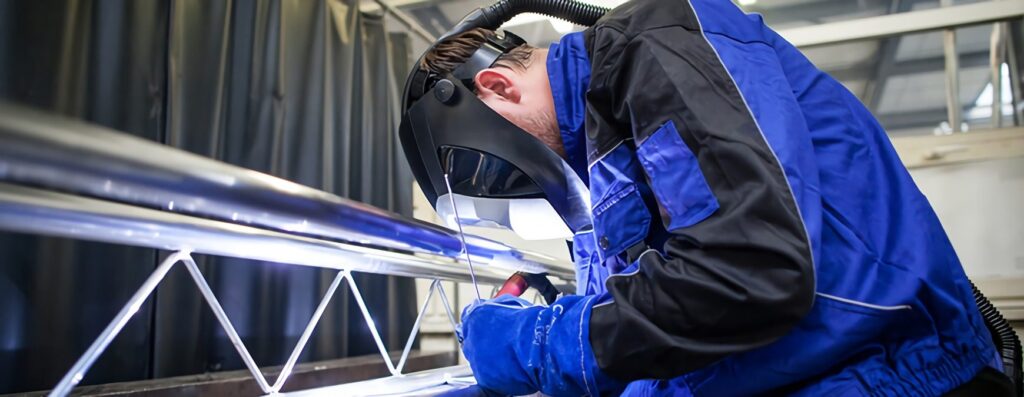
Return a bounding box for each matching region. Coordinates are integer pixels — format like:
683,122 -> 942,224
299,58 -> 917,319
280,365 -> 476,397
0,103 -> 574,281
0,183 -> 519,284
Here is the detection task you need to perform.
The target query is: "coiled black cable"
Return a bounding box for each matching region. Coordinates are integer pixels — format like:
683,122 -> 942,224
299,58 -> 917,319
481,0 -> 610,28
972,280 -> 1022,396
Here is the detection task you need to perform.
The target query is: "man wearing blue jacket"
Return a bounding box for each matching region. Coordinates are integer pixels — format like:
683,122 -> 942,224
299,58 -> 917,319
418,0 -> 1010,395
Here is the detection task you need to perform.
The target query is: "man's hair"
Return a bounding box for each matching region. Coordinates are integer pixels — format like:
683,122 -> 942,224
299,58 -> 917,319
419,28 -> 535,77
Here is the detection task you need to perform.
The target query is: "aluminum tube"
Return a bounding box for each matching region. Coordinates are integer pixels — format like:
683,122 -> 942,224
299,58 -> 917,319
0,183 -> 530,284
0,103 -> 574,280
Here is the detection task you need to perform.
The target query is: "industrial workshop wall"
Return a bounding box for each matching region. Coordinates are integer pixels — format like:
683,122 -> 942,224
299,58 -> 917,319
0,0 -> 416,393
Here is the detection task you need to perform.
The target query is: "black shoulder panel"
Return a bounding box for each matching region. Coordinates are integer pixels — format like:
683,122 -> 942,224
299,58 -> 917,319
583,0 -> 815,381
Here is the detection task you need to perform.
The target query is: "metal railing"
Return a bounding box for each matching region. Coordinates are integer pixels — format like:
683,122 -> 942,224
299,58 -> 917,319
779,0 -> 1024,133
0,103 -> 574,396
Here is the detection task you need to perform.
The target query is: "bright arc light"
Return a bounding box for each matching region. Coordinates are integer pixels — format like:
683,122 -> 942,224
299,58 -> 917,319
738,0 -> 757,5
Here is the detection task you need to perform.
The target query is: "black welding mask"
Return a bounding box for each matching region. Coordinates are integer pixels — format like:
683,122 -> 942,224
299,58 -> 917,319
399,0 -> 607,240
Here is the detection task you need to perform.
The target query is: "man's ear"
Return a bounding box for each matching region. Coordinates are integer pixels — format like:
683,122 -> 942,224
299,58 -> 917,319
475,68 -> 521,103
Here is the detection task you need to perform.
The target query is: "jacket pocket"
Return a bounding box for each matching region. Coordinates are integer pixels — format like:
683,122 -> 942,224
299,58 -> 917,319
592,182 -> 650,263
636,120 -> 719,231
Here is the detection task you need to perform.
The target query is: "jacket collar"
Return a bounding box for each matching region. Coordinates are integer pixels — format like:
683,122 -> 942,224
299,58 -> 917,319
546,32 -> 591,185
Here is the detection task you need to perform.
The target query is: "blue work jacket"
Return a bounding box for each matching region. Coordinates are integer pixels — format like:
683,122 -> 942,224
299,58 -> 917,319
547,0 -> 999,395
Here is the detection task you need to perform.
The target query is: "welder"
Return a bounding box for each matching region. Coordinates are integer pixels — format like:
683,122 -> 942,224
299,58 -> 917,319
399,0 -> 1020,395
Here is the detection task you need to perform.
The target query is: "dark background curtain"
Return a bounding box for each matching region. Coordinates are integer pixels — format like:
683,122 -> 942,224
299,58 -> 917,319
0,0 -> 416,393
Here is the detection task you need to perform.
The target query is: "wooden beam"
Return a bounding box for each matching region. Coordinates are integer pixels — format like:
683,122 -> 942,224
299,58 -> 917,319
889,127 -> 1024,169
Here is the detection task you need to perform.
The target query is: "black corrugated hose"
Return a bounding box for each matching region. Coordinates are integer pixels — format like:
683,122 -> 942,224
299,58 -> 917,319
481,0 -> 609,29
972,280 -> 1023,396
411,0 -> 610,103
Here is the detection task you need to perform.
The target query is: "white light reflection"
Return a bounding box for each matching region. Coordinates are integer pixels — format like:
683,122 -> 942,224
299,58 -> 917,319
503,13 -> 575,34
250,172 -> 307,194
461,235 -> 512,252
965,63 -> 1014,121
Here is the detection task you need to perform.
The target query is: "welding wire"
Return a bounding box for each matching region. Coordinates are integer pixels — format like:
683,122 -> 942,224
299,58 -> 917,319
443,174 -> 483,300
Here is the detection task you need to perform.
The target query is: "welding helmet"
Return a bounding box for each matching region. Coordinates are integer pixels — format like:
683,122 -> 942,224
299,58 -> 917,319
398,0 -> 607,240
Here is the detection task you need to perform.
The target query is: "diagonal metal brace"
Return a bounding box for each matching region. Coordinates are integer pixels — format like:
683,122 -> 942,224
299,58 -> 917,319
270,270 -> 347,393
345,271 -> 400,376
395,279 -> 439,374
49,251 -> 190,397
180,256 -> 274,394
49,254 -> 473,397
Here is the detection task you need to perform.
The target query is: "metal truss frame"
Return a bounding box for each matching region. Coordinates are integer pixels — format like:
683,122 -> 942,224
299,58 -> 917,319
48,250 -> 464,397
0,104 -> 576,396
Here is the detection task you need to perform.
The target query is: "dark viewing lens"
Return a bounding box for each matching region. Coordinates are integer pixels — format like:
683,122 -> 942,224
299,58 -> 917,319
439,146 -> 545,198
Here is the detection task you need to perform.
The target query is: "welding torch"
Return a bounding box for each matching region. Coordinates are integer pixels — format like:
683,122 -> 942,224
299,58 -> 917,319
493,271 -> 562,305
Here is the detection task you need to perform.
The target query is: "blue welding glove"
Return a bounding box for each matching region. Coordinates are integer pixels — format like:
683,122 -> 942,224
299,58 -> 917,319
458,294 -> 627,397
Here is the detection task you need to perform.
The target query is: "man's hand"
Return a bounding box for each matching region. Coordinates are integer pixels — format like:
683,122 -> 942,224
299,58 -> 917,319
459,295 -> 537,396
458,294 -> 625,397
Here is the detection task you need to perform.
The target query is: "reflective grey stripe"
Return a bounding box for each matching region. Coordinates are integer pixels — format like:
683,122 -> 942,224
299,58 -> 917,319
684,0 -> 818,304
817,292 -> 912,311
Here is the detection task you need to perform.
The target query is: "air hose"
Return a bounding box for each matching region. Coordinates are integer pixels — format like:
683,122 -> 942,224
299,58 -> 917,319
971,280 -> 1023,396
440,0 -> 609,41
482,0 -> 609,27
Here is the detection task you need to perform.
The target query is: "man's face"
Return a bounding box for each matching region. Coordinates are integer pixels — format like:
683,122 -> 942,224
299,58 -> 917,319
473,49 -> 565,157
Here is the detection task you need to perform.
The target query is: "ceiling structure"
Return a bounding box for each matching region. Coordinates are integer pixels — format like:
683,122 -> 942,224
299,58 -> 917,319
383,0 -> 1013,135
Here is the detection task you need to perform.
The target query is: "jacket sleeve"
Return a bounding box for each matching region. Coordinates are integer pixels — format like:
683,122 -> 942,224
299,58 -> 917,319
583,24 -> 816,381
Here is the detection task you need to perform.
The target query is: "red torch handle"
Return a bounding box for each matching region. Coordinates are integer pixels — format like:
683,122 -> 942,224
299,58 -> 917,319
494,273 -> 529,298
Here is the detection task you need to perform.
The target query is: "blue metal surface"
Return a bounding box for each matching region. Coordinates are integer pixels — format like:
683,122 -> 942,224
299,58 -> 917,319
0,102 -> 573,281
